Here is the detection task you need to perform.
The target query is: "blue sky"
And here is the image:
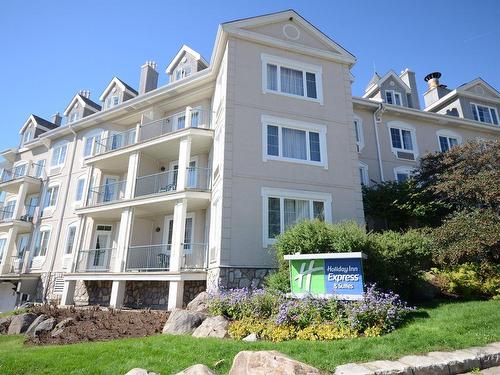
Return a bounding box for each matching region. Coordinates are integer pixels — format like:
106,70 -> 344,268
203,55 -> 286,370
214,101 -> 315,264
1,0 -> 499,153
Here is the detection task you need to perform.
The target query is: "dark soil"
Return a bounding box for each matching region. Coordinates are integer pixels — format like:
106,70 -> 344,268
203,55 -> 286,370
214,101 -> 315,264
25,305 -> 169,346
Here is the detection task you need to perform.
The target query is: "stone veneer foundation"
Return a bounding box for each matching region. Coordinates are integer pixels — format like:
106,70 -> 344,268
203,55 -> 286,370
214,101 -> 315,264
207,267 -> 276,292
124,281 -> 169,309
73,280 -> 112,306
183,280 -> 206,306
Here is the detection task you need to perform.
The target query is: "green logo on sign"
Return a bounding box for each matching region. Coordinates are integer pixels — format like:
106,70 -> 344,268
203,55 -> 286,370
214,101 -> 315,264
290,259 -> 325,294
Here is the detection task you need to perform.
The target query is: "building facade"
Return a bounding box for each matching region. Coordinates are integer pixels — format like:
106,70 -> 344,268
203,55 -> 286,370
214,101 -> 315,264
0,10 -> 498,311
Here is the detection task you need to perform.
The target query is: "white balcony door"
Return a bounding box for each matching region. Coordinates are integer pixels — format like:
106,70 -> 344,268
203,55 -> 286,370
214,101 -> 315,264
163,215 -> 193,251
169,160 -> 197,189
26,195 -> 39,220
15,234 -> 29,272
90,225 -> 112,269
103,176 -> 119,203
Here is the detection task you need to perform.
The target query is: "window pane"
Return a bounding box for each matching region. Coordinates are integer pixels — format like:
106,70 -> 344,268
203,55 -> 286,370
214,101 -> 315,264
280,67 -> 304,96
390,128 -> 402,149
354,121 -> 360,143
439,136 -> 449,152
386,91 -> 393,104
76,179 -> 85,201
313,201 -> 324,220
401,130 -> 413,150
490,108 -> 498,125
177,116 -> 186,129
394,93 -> 402,106
191,111 -> 199,127
306,72 -> 317,99
449,138 -> 458,147
282,127 -> 307,160
284,199 -> 310,230
84,137 -> 94,157
309,132 -> 321,162
268,197 -> 281,238
267,64 -> 278,91
65,226 -> 76,254
35,160 -> 45,178
396,173 -> 408,182
267,125 -> 279,156
471,104 -> 479,121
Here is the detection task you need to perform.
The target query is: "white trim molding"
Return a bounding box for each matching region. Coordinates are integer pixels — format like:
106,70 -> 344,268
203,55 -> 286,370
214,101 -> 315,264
261,114 -> 328,168
353,114 -> 364,152
393,166 -> 415,182
386,121 -> 419,160
436,129 -> 462,152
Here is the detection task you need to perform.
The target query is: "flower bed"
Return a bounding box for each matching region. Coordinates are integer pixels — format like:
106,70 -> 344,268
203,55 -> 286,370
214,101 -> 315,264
208,285 -> 413,342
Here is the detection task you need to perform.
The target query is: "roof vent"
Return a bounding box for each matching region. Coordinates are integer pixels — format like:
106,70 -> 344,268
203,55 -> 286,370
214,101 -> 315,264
424,72 -> 441,89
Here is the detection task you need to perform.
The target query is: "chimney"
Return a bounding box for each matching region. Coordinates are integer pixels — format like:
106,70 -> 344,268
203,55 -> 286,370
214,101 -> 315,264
423,72 -> 451,108
78,90 -> 91,98
139,61 -> 158,95
51,112 -> 62,126
400,69 -> 420,109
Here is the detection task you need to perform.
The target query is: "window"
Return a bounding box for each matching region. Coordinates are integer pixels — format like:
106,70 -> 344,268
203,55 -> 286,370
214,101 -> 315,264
69,111 -> 79,123
262,54 -> 323,103
51,143 -> 68,168
354,116 -> 364,152
65,224 -> 78,255
387,122 -> 418,160
75,177 -> 86,203
262,188 -> 332,245
263,115 -> 327,167
385,90 -> 402,106
359,163 -> 369,186
394,166 -> 414,182
22,129 -> 33,145
83,133 -> 101,158
437,130 -> 461,152
3,199 -> 16,220
13,163 -> 27,178
471,103 -> 499,125
105,95 -> 120,109
34,228 -> 51,257
34,160 -> 45,178
43,185 -> 59,210
175,66 -> 191,80
0,238 -> 6,263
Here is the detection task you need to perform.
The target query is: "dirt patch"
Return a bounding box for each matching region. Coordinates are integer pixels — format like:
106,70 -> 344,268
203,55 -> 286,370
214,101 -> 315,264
25,305 -> 169,346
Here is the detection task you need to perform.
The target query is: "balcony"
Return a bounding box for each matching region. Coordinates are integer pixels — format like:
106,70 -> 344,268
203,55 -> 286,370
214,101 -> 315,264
86,180 -> 126,206
10,255 -> 24,274
0,162 -> 44,194
0,205 -> 36,233
75,248 -> 116,273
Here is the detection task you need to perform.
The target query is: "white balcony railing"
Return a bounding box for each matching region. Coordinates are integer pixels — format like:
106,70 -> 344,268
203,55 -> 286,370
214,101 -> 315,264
75,248 -> 115,272
86,180 -> 126,206
125,244 -> 171,272
0,161 -> 45,183
181,243 -> 208,270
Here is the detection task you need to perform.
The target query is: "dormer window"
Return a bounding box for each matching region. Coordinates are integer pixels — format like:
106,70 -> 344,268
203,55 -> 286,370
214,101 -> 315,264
175,66 -> 191,81
69,112 -> 80,123
105,95 -> 120,109
22,129 -> 33,145
385,90 -> 402,106
471,103 -> 499,125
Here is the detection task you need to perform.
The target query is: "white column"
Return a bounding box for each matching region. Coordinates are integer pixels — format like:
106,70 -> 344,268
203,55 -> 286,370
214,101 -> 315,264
109,280 -> 126,308
167,280 -> 184,310
0,227 -> 18,274
170,199 -> 187,272
114,208 -> 134,272
185,106 -> 192,128
176,136 -> 192,192
13,182 -> 28,220
124,152 -> 139,199
60,280 -> 76,306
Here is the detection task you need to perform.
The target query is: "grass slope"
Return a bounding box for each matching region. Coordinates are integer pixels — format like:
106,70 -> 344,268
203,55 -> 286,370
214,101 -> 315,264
0,300 -> 498,374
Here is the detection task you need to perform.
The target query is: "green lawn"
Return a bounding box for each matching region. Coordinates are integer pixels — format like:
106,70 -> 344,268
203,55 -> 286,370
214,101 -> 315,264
0,300 -> 498,375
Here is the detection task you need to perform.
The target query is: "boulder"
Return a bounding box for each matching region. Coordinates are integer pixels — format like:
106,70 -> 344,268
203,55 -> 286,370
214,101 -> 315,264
51,317 -> 75,338
192,316 -> 229,339
186,292 -> 209,313
229,350 -> 321,375
162,309 -> 207,335
398,354 -> 449,375
175,364 -> 215,374
124,369 -> 158,375
34,317 -> 57,336
7,313 -> 37,335
25,314 -> 47,337
242,333 -> 258,342
0,317 -> 11,334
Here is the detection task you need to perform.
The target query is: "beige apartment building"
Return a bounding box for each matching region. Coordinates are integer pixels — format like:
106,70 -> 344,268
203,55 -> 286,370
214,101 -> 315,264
0,10 -> 498,312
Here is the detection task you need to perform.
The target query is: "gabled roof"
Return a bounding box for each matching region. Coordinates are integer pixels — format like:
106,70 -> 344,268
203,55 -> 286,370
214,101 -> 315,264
63,93 -> 101,116
99,77 -> 138,102
19,114 -> 58,135
217,9 -> 356,66
457,77 -> 500,98
363,70 -> 411,98
365,72 -> 381,92
166,45 -> 209,74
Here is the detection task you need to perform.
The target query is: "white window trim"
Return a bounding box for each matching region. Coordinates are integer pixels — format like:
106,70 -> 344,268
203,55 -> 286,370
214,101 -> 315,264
162,212 -> 196,246
63,222 -> 79,257
0,235 -> 8,264
82,128 -> 104,159
353,115 -> 365,152
261,53 -> 323,104
393,166 -> 415,182
359,162 -> 369,186
261,187 -> 332,247
261,115 -> 328,168
74,176 -> 86,206
470,102 -> 499,125
386,121 -> 419,159
12,161 -> 28,178
3,197 -> 17,219
436,129 -> 462,152
385,90 -> 403,106
50,140 -> 69,170
42,183 -> 60,215
32,224 -> 52,261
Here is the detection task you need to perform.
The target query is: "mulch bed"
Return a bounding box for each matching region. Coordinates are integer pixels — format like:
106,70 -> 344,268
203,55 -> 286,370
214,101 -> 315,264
26,305 -> 169,346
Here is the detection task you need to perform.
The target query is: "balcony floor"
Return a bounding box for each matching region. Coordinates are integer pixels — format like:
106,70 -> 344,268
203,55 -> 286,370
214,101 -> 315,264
64,270 -> 207,281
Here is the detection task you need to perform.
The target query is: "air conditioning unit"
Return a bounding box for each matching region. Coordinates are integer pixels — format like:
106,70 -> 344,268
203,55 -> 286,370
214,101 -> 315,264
397,151 -> 415,161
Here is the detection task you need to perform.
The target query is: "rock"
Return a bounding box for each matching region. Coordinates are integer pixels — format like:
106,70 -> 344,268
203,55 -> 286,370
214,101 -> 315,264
465,345 -> 500,368
186,292 -> 209,313
398,354 -> 449,375
175,364 -> 215,374
428,350 -> 480,374
242,333 -> 258,342
229,350 -> 321,375
124,368 -> 158,375
25,314 -> 47,337
192,316 -> 229,339
335,363 -> 374,375
162,309 -> 207,335
54,317 -> 75,330
7,313 -> 37,335
363,360 -> 411,374
0,317 -> 11,334
34,317 -> 57,336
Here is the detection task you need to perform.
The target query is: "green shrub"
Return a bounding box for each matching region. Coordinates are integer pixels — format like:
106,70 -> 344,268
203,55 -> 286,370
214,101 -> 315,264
208,289 -> 281,320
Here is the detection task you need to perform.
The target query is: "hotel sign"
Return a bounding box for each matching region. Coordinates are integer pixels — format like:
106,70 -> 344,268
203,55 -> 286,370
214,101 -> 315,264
284,252 -> 366,300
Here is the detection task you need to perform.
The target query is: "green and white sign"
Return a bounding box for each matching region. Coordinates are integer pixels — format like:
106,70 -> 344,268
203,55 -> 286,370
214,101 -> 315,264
284,252 -> 366,300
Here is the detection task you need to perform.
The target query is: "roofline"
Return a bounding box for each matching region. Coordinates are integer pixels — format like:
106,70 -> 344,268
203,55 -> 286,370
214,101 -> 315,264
424,88 -> 500,112
166,45 -> 209,74
99,77 -> 138,102
362,70 -> 411,98
63,94 -> 100,116
353,97 -> 500,133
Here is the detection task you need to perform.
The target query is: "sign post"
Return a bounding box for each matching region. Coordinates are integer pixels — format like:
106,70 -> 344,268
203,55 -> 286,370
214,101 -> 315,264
284,252 -> 367,300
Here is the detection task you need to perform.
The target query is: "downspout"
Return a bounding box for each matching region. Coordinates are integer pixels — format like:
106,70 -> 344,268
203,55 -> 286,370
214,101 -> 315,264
42,124 -> 78,303
373,103 -> 386,182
